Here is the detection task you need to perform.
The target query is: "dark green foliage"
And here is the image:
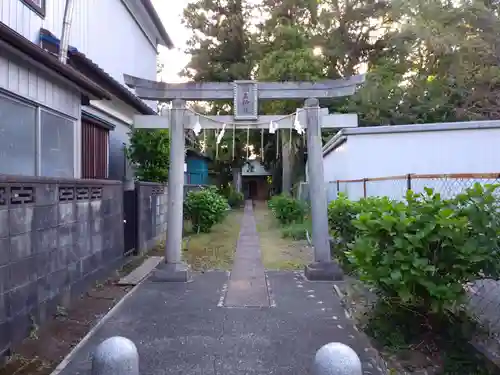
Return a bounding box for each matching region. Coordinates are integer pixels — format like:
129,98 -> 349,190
346,184 -> 500,314
328,186 -> 500,373
126,129 -> 170,183
268,194 -> 307,225
219,184 -> 245,208
327,193 -> 361,246
184,187 -> 229,233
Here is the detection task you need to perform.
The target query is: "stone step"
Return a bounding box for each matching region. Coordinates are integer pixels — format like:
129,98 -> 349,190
118,256 -> 164,286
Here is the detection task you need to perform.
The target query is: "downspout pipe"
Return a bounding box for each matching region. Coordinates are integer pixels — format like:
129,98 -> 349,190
59,0 -> 75,63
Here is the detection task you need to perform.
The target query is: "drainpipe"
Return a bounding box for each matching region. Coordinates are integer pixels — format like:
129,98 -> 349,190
59,0 -> 75,63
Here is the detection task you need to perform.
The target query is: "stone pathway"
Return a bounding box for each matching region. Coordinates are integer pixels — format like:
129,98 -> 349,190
224,201 -> 269,308
54,202 -> 385,375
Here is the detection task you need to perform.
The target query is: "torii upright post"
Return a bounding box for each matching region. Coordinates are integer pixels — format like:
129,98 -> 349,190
125,74 -> 364,282
304,98 -> 338,279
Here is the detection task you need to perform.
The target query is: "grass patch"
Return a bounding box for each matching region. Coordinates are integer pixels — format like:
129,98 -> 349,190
254,202 -> 312,270
280,220 -> 312,241
181,209 -> 243,271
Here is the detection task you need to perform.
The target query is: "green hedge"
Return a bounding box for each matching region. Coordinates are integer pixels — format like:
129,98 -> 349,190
327,184 -> 500,315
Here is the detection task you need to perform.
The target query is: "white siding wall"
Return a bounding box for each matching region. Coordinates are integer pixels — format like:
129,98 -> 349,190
85,0 -> 158,85
0,55 -> 80,117
323,127 -> 500,201
324,128 -> 500,181
0,0 -> 158,85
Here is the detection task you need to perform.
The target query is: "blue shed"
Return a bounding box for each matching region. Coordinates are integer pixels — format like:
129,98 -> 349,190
185,149 -> 211,185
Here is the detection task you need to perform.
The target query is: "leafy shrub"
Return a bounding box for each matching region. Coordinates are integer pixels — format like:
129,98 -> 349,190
126,129 -> 170,183
184,188 -> 228,233
217,184 -> 244,208
347,184 -> 500,314
223,185 -> 245,208
268,194 -> 307,225
327,193 -> 361,244
227,190 -> 244,208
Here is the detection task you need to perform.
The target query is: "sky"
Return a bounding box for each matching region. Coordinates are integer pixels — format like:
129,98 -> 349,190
151,0 -> 191,83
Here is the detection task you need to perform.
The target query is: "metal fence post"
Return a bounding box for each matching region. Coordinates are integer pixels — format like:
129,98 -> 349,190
91,336 -> 139,375
406,173 -> 412,192
362,178 -> 367,198
312,342 -> 362,375
336,180 -> 340,198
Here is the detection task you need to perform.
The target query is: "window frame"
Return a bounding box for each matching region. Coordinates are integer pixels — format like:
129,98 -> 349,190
21,0 -> 46,18
0,91 -> 77,178
39,109 -> 76,178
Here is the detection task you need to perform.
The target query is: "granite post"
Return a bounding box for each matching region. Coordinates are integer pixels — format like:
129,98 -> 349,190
304,98 -> 343,281
152,99 -> 191,282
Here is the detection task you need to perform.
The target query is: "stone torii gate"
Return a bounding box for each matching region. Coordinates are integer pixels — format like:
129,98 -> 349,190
124,74 -> 364,282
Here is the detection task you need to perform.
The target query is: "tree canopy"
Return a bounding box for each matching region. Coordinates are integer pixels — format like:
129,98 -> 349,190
177,0 -> 500,191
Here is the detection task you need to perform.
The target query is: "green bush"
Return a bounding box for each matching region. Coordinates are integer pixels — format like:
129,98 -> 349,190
347,184 -> 500,314
184,187 -> 228,233
226,188 -> 244,208
217,184 -> 244,208
327,193 -> 361,245
268,194 -> 307,225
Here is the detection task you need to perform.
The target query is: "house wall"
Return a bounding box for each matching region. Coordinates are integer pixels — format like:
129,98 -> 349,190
1,0 -> 158,86
0,52 -> 82,178
0,0 -> 162,181
323,127 -> 500,183
0,176 -> 124,357
85,0 -> 158,87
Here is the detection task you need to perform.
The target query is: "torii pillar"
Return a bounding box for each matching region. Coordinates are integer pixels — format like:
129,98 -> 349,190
125,75 -> 364,282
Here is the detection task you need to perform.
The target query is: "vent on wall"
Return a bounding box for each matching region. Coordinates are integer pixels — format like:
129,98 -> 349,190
10,186 -> 35,204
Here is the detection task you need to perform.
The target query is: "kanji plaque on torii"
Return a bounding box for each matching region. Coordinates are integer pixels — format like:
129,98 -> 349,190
124,73 -> 364,283
233,81 -> 258,120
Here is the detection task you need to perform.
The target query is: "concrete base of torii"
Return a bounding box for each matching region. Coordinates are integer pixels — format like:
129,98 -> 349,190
304,261 -> 344,281
150,262 -> 191,283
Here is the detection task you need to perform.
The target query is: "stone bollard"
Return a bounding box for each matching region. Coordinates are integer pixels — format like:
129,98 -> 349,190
91,336 -> 139,375
312,342 -> 363,375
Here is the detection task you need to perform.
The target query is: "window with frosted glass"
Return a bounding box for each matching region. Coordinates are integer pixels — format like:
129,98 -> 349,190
40,111 -> 74,178
0,96 -> 36,176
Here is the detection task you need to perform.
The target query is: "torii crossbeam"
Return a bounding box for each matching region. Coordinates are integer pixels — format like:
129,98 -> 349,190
125,74 -> 365,282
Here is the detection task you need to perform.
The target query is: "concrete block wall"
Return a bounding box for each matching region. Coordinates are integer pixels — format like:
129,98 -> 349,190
134,183 -> 207,255
0,176 -> 124,357
136,182 -> 168,254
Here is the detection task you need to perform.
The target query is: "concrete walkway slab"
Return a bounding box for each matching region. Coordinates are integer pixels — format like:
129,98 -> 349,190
118,256 -> 164,286
54,271 -> 383,375
53,202 -> 384,375
224,201 -> 269,308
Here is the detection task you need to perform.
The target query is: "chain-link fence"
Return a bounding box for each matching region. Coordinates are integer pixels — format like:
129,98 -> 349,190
328,173 -> 500,202
325,173 -> 500,336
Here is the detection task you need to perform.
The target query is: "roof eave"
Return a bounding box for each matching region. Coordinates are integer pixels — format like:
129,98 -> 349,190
140,0 -> 174,49
0,24 -> 111,100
